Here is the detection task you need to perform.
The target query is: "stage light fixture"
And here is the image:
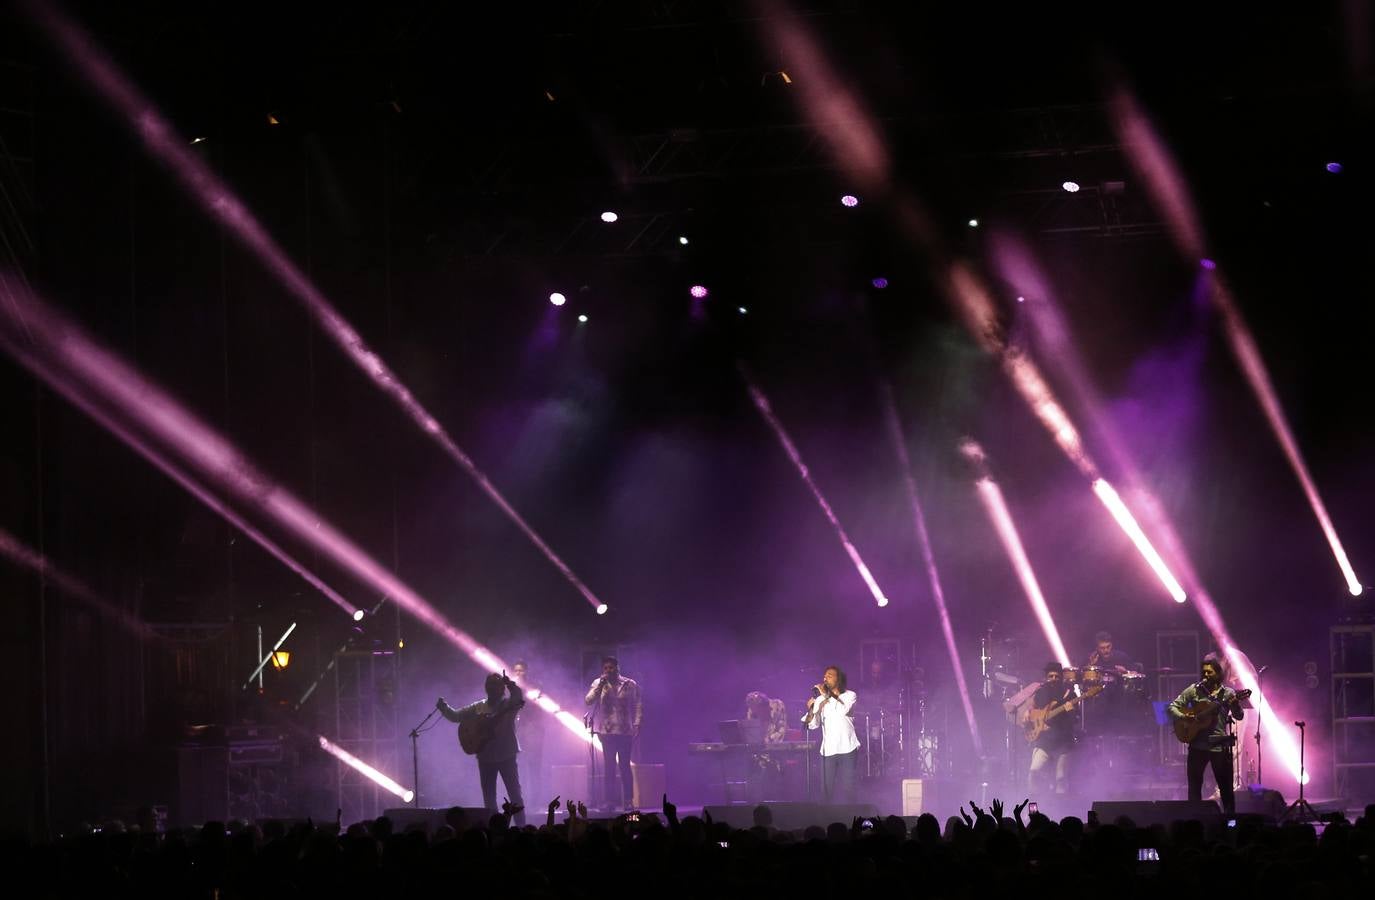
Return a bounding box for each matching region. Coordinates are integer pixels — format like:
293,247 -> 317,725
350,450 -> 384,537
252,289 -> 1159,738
841,194 -> 859,207
967,218 -> 979,228
270,650 -> 291,670
1326,161 -> 1343,173
189,136 -> 207,145
1062,180 -> 1080,193
1200,259 -> 1217,270
738,306 -> 747,315
871,277 -> 888,289
549,292 -> 567,306
352,609 -> 365,621
317,736 -> 414,803
690,285 -> 709,299
600,211 -> 618,223
577,314 -> 588,323
678,236 -> 689,245
596,604 -> 608,615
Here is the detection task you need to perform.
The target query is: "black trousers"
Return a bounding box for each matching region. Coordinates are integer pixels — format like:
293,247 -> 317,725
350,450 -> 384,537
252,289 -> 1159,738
1187,746 -> 1235,814
601,733 -> 635,807
821,749 -> 857,804
477,756 -> 525,825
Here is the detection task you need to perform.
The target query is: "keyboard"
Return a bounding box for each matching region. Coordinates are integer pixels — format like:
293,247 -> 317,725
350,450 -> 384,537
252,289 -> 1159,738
687,741 -> 812,754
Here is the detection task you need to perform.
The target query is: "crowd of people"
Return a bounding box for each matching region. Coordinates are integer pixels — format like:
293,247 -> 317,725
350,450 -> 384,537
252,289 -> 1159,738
10,794 -> 1374,898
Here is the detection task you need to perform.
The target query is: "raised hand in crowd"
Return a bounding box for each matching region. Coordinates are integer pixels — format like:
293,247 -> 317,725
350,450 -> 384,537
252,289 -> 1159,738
959,806 -> 973,828
991,798 -> 1004,820
1013,798 -> 1030,827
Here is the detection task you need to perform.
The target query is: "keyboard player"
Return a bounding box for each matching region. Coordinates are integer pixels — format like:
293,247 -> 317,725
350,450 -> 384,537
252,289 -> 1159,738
745,691 -> 788,800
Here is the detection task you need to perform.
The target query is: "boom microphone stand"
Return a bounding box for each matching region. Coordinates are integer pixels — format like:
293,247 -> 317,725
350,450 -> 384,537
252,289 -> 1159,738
409,706 -> 441,808
1281,720 -> 1319,823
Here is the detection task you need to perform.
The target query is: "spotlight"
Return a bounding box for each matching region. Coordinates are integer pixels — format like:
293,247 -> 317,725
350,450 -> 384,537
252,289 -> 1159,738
1326,161 -> 1343,174
402,790 -> 415,803
549,292 -> 567,306
871,277 -> 889,289
690,285 -> 709,299
1016,295 -> 1025,303
841,194 -> 859,208
738,306 -> 747,314
967,218 -> 979,228
352,609 -> 365,621
1200,259 -> 1217,271
600,211 -> 618,223
779,71 -> 793,84
266,113 -> 281,126
876,596 -> 889,607
1351,583 -> 1364,597
189,136 -> 208,145
596,603 -> 608,615
577,314 -> 588,323
1062,180 -> 1081,193
678,236 -> 689,245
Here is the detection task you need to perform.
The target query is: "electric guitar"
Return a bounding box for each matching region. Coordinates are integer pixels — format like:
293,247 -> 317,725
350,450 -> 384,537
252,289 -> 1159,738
1173,688 -> 1251,744
1023,685 -> 1103,742
457,702 -> 523,755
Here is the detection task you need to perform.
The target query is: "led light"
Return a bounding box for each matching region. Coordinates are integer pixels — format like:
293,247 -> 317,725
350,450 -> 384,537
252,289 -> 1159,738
690,285 -> 709,299
549,292 -> 567,306
596,603 -> 608,615
841,194 -> 859,208
1062,180 -> 1080,193
872,277 -> 888,289
1326,162 -> 1343,174
678,236 -> 689,245
353,608 -> 365,621
577,314 -> 588,323
600,211 -> 618,223
968,218 -> 979,228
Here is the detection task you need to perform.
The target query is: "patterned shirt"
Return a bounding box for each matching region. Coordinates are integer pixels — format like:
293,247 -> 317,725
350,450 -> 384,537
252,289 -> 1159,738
584,676 -> 643,736
1168,682 -> 1244,752
747,698 -> 789,744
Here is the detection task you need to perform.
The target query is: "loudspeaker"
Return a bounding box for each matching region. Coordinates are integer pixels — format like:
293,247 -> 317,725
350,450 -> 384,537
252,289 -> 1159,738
381,806 -> 491,832
1235,787 -> 1285,820
1091,800 -> 1221,826
702,802 -> 878,830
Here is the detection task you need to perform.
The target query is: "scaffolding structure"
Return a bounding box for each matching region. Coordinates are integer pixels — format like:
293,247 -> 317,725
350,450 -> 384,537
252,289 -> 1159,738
1155,631 -> 1200,769
334,647 -> 400,825
1331,624 -> 1375,804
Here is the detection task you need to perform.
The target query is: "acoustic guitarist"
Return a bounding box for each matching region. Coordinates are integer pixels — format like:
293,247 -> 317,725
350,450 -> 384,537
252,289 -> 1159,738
1023,661 -> 1077,796
438,671 -> 526,825
1167,656 -> 1246,815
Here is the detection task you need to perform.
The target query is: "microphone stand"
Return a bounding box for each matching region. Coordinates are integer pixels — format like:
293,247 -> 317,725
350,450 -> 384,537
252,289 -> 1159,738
409,707 -> 440,808
1281,721 -> 1318,823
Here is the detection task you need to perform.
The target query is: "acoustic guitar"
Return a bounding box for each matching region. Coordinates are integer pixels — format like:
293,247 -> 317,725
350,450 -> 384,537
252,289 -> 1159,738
458,702 -> 523,755
1173,688 -> 1251,744
1023,685 -> 1103,742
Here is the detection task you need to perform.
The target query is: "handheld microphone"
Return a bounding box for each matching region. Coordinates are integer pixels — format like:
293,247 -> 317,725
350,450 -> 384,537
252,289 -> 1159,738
811,686 -> 821,697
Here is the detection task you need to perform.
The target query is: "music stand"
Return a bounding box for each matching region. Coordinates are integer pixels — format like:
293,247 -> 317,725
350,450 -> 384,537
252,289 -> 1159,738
1280,720 -> 1319,823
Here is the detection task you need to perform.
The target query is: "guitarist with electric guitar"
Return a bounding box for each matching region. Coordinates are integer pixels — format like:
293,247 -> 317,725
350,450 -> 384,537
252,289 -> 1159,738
1022,661 -> 1088,797
1167,655 -> 1248,815
438,671 -> 527,824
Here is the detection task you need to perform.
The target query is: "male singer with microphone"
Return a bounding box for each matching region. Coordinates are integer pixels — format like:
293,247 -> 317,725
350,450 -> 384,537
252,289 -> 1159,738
585,656 -> 643,810
1168,655 -> 1245,814
803,665 -> 859,803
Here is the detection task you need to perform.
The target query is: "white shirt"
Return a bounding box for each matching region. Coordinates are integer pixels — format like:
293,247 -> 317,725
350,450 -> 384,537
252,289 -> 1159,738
807,689 -> 860,756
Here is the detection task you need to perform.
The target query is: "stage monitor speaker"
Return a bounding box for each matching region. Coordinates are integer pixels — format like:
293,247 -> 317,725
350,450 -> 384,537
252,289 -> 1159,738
703,802 -> 878,830
1235,787 -> 1285,820
1091,799 -> 1221,827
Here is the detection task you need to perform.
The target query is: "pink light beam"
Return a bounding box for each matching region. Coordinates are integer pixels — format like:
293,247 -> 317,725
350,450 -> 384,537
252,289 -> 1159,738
0,271 -> 598,748
1092,479 -> 1188,603
741,364 -> 889,607
880,387 -> 981,752
317,736 -> 414,804
24,0 -> 607,615
1110,85 -> 1329,784
1213,280 -> 1362,597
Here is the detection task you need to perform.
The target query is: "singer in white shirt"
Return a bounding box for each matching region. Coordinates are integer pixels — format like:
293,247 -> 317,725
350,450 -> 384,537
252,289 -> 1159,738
804,665 -> 860,802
